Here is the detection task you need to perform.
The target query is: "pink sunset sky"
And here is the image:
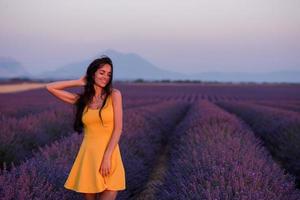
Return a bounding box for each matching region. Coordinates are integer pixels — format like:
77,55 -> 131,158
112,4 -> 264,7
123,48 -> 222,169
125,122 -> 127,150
0,0 -> 299,75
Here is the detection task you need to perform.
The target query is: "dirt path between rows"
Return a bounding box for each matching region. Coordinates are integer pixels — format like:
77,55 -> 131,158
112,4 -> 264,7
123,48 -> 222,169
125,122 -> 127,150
0,82 -> 47,93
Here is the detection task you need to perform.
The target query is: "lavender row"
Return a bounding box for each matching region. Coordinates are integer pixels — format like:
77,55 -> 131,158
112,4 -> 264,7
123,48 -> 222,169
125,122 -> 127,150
117,82 -> 300,101
0,106 -> 74,168
0,96 -> 167,169
2,82 -> 300,119
0,91 -> 163,120
0,101 -> 189,200
147,101 -> 299,199
0,86 -> 162,119
250,100 -> 300,113
116,101 -> 189,199
0,88 -> 62,118
216,101 -> 300,188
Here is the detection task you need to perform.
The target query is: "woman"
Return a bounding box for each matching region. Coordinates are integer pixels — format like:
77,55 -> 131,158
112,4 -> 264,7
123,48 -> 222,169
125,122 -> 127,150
46,56 -> 126,200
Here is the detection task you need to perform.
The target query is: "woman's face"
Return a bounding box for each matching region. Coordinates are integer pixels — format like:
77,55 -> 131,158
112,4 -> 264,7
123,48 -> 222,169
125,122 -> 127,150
93,64 -> 112,88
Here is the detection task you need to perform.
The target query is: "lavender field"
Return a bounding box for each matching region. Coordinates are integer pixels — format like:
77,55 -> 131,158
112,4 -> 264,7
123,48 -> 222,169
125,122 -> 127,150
1,82 -> 300,200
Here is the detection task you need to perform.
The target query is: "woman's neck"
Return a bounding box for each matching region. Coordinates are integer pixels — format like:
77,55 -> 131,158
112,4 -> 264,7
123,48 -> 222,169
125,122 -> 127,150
94,84 -> 106,97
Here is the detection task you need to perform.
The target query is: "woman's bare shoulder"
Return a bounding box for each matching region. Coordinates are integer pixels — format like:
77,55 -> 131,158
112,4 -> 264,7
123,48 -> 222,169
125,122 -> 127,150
112,88 -> 121,94
111,88 -> 122,100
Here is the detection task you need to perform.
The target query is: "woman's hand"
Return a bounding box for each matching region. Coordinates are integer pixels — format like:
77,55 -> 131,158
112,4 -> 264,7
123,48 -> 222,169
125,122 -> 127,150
78,75 -> 87,86
99,154 -> 112,177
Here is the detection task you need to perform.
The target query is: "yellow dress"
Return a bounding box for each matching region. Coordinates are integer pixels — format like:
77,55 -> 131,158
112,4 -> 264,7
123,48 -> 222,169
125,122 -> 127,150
64,94 -> 126,193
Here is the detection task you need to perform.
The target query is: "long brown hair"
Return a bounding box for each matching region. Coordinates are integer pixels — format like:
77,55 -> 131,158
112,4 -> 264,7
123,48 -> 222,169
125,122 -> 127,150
73,56 -> 114,133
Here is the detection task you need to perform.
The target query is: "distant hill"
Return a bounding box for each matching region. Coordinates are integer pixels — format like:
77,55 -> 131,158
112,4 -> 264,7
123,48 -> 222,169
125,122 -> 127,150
1,50 -> 300,83
34,49 -> 300,83
34,49 -> 187,80
0,57 -> 31,78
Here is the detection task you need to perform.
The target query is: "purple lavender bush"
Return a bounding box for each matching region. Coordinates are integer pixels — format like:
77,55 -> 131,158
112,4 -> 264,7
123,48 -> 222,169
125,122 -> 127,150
216,101 -> 300,188
0,106 -> 74,169
251,100 -> 300,113
140,100 -> 300,200
0,88 -> 167,169
0,101 -> 188,200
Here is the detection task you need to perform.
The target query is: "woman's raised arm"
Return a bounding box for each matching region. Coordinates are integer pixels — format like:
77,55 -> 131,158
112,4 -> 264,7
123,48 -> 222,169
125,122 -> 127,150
45,76 -> 86,105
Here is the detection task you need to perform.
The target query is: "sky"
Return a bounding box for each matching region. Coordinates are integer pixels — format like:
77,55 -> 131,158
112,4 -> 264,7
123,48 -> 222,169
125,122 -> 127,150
0,0 -> 299,75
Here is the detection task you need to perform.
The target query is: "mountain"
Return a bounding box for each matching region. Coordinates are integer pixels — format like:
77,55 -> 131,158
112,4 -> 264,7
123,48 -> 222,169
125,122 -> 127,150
0,57 -> 31,78
35,49 -> 188,81
1,50 -> 300,83
35,49 -> 300,82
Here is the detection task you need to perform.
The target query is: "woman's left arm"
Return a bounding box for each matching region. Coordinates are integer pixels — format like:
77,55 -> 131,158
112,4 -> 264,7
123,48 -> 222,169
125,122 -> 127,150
104,89 -> 123,158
